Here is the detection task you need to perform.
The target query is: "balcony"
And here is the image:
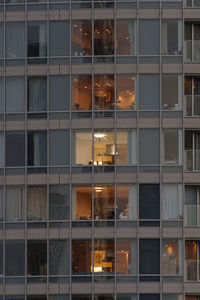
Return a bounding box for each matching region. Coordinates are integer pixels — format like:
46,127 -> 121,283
185,259 -> 200,280
185,204 -> 200,226
185,150 -> 200,171
185,95 -> 200,116
185,40 -> 200,62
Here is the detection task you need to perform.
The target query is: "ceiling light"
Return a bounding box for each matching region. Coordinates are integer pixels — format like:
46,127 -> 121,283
94,133 -> 106,138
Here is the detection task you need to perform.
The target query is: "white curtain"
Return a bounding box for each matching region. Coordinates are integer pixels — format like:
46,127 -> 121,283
6,186 -> 25,221
128,21 -> 135,55
128,130 -> 136,165
129,185 -> 137,220
162,184 -> 182,220
33,132 -> 47,166
0,133 -> 4,167
28,77 -> 47,112
39,23 -> 47,57
6,23 -> 25,58
162,22 -> 168,54
27,186 -> 47,220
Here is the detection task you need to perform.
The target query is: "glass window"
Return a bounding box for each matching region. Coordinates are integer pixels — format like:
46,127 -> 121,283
163,129 -> 182,165
5,240 -> 25,276
139,20 -> 160,55
117,185 -> 137,220
140,296 -> 160,300
162,20 -> 182,55
28,131 -> 47,166
117,130 -> 136,165
117,239 -> 136,274
49,185 -> 70,221
27,240 -> 47,276
50,130 -> 70,165
94,296 -> 114,300
74,132 -> 92,165
162,239 -> 182,275
117,296 -> 137,300
94,185 -> 114,220
49,240 -> 69,275
162,74 -> 182,110
163,296 -> 183,300
5,131 -> 25,167
6,77 -> 25,113
50,76 -> 69,111
0,132 -> 4,167
0,24 -> 3,58
139,129 -> 160,165
27,22 -> 47,57
94,130 -> 114,165
50,21 -> 69,56
6,186 -> 25,222
0,242 -> 2,276
6,22 -> 25,58
72,240 -> 92,274
72,21 -> 92,56
94,239 -> 114,273
72,186 -> 92,220
0,187 -> 3,222
139,74 -> 160,110
28,77 -> 47,112
0,78 -> 4,114
6,297 -> 25,300
72,297 -> 91,300
116,75 -> 135,110
94,20 -> 114,55
116,20 -> 136,55
27,186 -> 47,221
94,75 -> 114,110
49,297 -> 69,300
185,186 -> 198,226
27,297 -> 47,300
72,75 -> 92,110
139,184 -> 160,220
139,239 -> 160,274
185,241 -> 197,280
162,184 -> 182,220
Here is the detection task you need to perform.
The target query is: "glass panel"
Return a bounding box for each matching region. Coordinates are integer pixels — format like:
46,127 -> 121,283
117,185 -> 137,220
27,186 -> 47,221
0,187 -> 3,222
5,186 -> 25,222
94,239 -> 114,273
162,240 -> 182,275
0,242 -> 2,276
72,21 -> 92,56
94,185 -> 114,220
50,130 -> 70,165
72,240 -> 92,274
117,239 -> 136,274
27,22 -> 47,57
28,131 -> 47,166
139,20 -> 160,55
94,20 -> 114,55
5,240 -> 25,276
74,132 -> 92,165
49,240 -> 69,275
162,184 -> 182,220
139,184 -> 160,220
94,75 -> 114,110
50,21 -> 69,56
139,129 -> 160,165
139,74 -> 160,110
72,186 -> 92,220
27,240 -> 47,276
94,130 -> 114,165
5,132 -> 25,167
162,74 -> 182,110
116,20 -> 136,55
117,296 -> 137,300
139,239 -> 160,274
6,22 -> 25,58
185,186 -> 197,226
163,129 -> 179,165
94,296 -> 114,300
6,77 -> 25,112
116,75 -> 135,110
162,20 -> 182,55
72,75 -> 92,110
28,77 -> 47,112
49,185 -> 70,220
50,76 -> 69,111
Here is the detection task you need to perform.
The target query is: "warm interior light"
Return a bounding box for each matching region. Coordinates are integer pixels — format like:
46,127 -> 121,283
94,267 -> 102,272
94,187 -> 103,192
94,133 -> 106,138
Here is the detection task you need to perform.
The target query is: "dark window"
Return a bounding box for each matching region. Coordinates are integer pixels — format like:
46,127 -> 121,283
140,295 -> 160,300
49,185 -> 70,220
27,22 -> 47,57
139,239 -> 160,274
28,131 -> 47,166
6,22 -> 25,58
94,20 -> 114,55
27,240 -> 47,276
0,242 -> 3,276
27,297 -> 47,300
139,185 -> 160,219
139,20 -> 160,55
49,240 -> 69,275
72,297 -> 91,300
139,129 -> 160,165
50,21 -> 69,56
50,130 -> 70,165
50,76 -> 70,111
72,240 -> 92,274
5,132 -> 25,167
139,75 -> 160,110
5,241 -> 25,276
6,77 -> 25,113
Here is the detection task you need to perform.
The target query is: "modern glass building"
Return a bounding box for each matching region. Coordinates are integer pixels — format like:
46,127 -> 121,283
0,0 -> 199,299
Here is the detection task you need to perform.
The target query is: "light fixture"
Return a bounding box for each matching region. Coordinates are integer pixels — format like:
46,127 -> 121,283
94,133 -> 106,138
94,187 -> 103,192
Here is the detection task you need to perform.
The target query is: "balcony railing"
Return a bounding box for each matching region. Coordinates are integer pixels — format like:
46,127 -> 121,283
185,95 -> 200,116
184,204 -> 200,226
185,260 -> 200,281
184,40 -> 200,62
185,150 -> 200,171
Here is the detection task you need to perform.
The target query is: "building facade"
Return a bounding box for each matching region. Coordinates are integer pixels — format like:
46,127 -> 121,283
0,0 -> 199,299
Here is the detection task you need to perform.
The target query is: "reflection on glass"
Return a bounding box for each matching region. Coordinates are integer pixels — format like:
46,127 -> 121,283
72,240 -> 92,274
94,75 -> 114,110
162,240 -> 182,275
49,185 -> 70,221
27,22 -> 47,57
72,186 -> 92,220
162,20 -> 182,55
94,239 -> 114,273
94,185 -> 114,220
117,239 -> 136,274
162,75 -> 182,110
27,240 -> 47,276
116,75 -> 135,110
94,130 -> 114,165
72,21 -> 92,56
117,185 -> 137,220
116,20 -> 136,55
72,75 -> 92,110
74,132 -> 92,165
94,20 -> 114,55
